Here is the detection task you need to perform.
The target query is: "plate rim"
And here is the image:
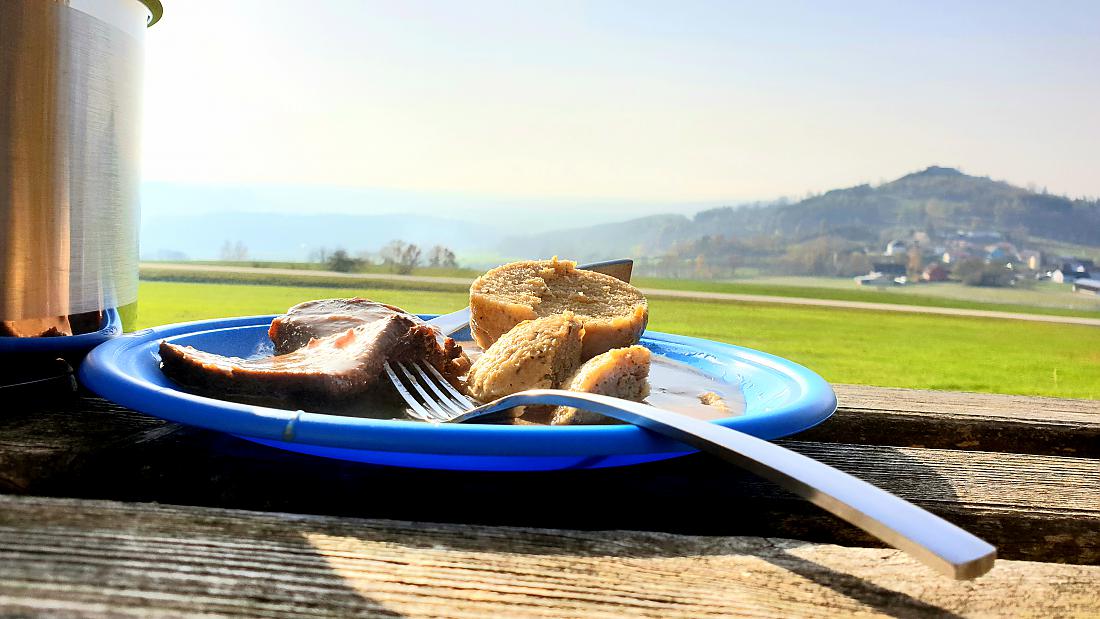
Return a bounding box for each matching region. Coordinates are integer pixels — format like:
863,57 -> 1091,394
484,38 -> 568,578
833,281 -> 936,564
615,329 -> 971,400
0,307 -> 122,353
79,314 -> 837,457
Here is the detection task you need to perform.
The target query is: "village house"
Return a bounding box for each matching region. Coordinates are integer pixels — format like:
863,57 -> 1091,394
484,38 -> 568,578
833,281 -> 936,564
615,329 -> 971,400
1018,250 -> 1042,271
1073,278 -> 1100,295
856,262 -> 908,286
942,239 -> 978,264
1052,259 -> 1094,283
985,242 -> 1019,263
922,263 -> 949,281
954,230 -> 1002,244
884,240 -> 907,256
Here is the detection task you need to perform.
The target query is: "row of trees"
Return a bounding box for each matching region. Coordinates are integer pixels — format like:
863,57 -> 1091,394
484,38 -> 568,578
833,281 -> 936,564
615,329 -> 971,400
639,227 -> 1045,288
312,241 -> 458,274
218,240 -> 249,261
639,234 -> 880,279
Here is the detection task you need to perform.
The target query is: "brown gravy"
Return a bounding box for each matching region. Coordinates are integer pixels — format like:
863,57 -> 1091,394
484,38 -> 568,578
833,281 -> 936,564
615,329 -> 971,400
273,344 -> 745,424
643,355 -> 745,420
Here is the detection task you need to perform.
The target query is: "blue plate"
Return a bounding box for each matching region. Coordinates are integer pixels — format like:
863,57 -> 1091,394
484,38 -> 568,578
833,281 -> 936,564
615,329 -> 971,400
79,315 -> 837,471
0,307 -> 122,355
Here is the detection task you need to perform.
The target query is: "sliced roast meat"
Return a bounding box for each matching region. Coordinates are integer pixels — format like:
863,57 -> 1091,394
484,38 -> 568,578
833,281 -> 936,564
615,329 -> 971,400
161,310 -> 470,407
269,298 -> 419,354
267,297 -> 471,384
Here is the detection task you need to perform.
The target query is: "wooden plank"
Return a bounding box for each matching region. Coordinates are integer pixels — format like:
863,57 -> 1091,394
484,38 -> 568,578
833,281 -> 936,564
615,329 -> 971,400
5,386 -> 1096,494
0,393 -> 176,493
799,384 -> 1100,457
0,495 -> 1095,618
767,441 -> 1099,564
2,395 -> 1098,564
44,428 -> 1100,565
4,388 -> 1097,491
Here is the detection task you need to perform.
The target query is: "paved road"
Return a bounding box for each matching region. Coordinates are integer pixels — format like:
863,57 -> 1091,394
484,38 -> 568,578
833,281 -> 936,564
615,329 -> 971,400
141,263 -> 1100,328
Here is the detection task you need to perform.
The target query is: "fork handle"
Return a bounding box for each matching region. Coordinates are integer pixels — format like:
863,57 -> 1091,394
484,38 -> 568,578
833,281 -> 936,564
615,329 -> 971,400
457,390 -> 996,580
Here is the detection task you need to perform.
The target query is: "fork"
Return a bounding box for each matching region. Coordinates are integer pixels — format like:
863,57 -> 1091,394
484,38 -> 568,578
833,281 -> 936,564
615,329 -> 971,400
383,358 -> 997,581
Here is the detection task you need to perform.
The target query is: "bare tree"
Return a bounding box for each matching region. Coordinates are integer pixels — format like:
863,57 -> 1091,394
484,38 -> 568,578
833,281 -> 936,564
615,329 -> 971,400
907,243 -> 923,280
380,240 -> 406,266
219,240 -> 248,261
378,240 -> 422,274
396,243 -> 422,275
428,245 -> 458,268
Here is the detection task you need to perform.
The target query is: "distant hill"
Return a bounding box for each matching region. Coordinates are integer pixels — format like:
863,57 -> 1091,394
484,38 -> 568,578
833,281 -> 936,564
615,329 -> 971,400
497,214 -> 693,262
141,169 -> 1100,266
498,167 -> 1100,263
699,166 -> 1100,245
138,181 -> 723,263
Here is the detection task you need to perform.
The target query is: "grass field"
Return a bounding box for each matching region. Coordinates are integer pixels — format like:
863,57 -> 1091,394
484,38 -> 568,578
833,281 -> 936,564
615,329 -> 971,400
732,276 -> 1100,311
634,276 -> 1100,317
135,281 -> 1100,400
142,265 -> 1100,319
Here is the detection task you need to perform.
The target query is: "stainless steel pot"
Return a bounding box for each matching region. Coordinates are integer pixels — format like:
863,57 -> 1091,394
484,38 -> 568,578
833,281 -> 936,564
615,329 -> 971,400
0,0 -> 161,336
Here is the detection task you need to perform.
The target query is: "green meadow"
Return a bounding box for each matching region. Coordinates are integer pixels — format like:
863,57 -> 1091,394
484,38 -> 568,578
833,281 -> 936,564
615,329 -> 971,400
141,265 -> 1100,318
634,276 -> 1100,317
135,280 -> 1100,400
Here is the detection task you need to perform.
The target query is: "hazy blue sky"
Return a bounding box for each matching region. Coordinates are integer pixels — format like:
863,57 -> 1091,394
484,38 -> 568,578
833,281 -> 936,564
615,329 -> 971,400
142,0 -> 1100,207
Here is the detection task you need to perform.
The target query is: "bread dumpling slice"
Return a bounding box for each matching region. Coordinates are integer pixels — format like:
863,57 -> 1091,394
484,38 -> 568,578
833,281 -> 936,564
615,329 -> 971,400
463,312 -> 584,403
550,345 -> 651,425
469,258 -> 648,359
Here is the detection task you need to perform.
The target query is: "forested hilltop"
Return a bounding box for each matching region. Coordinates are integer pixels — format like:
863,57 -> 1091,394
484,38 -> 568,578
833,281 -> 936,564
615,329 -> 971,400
499,167 -> 1100,276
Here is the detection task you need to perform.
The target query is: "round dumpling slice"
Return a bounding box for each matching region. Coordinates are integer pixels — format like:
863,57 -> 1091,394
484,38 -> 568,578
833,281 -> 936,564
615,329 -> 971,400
549,345 -> 651,425
463,312 -> 584,403
469,258 -> 648,359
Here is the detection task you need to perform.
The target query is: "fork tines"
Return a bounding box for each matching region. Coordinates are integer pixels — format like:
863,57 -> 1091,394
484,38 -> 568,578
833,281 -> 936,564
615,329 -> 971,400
384,360 -> 474,422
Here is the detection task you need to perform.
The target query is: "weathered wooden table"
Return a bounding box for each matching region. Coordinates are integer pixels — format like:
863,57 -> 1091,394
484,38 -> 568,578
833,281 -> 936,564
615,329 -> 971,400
1,385 -> 1097,617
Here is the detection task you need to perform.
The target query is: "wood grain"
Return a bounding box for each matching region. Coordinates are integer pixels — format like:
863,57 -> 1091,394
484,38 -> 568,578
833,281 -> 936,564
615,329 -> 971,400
763,440 -> 1100,563
0,495 -> 1096,618
5,384 -> 1096,494
0,394 -> 174,492
802,385 -> 1100,457
20,428 -> 1100,564
2,394 -> 1098,563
